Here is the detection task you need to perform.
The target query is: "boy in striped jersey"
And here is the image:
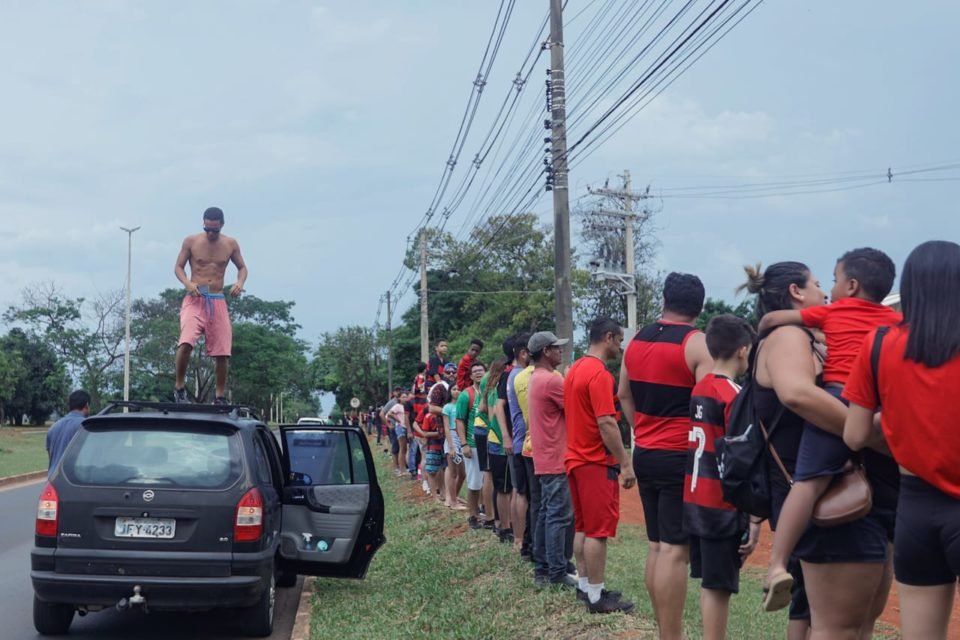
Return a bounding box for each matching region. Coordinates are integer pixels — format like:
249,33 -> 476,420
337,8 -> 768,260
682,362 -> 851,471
685,315 -> 761,640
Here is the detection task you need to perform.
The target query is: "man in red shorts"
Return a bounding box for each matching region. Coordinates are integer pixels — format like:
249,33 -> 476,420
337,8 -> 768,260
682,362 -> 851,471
565,317 -> 636,614
173,207 -> 248,404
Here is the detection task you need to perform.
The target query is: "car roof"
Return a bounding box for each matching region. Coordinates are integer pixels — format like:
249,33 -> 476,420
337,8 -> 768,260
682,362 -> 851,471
86,402 -> 265,431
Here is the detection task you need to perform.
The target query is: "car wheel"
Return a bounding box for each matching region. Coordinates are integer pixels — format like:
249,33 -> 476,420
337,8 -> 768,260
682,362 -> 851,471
33,595 -> 74,635
276,566 -> 297,588
241,569 -> 275,638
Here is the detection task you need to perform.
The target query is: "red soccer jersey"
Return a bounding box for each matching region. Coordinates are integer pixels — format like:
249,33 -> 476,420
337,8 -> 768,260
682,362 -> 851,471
420,412 -> 445,453
456,354 -> 474,391
844,326 -> 960,499
683,373 -> 741,538
564,356 -> 618,472
799,297 -> 902,386
624,321 -> 699,451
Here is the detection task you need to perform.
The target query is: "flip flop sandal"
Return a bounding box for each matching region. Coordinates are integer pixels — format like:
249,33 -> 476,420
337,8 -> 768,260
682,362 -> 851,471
762,572 -> 794,612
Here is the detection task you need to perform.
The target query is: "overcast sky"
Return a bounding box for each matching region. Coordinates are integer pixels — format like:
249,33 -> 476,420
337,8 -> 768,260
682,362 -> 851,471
2,1 -> 957,346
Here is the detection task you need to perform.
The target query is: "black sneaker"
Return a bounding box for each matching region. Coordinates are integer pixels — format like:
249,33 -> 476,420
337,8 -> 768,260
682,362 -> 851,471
481,518 -> 495,530
577,588 -> 622,603
533,572 -> 549,588
174,388 -> 190,404
468,516 -> 482,530
588,591 -> 635,614
549,574 -> 578,589
498,528 -> 514,544
214,396 -> 229,405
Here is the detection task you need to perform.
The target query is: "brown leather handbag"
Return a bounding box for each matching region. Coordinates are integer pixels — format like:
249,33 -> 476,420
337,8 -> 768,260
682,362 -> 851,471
811,463 -> 873,527
766,441 -> 873,528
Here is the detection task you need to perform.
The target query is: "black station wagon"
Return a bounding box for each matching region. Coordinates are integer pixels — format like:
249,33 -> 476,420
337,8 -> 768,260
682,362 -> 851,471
30,402 -> 385,637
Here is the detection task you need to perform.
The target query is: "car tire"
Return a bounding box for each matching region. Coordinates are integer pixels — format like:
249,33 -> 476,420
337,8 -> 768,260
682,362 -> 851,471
276,566 -> 297,588
33,595 -> 74,636
240,569 -> 275,637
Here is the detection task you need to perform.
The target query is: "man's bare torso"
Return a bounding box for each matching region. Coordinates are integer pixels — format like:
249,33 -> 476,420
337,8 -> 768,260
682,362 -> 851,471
182,233 -> 238,293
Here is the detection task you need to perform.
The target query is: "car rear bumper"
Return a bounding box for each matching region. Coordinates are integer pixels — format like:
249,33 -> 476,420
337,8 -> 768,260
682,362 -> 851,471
31,546 -> 274,610
31,571 -> 265,610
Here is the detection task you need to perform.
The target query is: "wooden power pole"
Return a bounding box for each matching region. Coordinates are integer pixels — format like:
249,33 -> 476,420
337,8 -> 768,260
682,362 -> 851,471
419,228 -> 429,365
386,290 -> 394,392
549,0 -> 573,367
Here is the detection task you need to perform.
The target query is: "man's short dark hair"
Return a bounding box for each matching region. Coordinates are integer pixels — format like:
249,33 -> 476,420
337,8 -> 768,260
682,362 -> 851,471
705,314 -> 756,360
68,390 -> 91,411
589,317 -> 622,344
663,272 -> 706,318
502,335 -> 515,360
203,207 -> 224,223
471,339 -> 485,350
435,337 -> 448,347
470,361 -> 486,372
416,362 -> 427,373
837,247 -> 896,304
513,332 -> 532,360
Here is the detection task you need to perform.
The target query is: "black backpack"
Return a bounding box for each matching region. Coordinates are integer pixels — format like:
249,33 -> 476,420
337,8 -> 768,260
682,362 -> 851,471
716,339 -> 783,519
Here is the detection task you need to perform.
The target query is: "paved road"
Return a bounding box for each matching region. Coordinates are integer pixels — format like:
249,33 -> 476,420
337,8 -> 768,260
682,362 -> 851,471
0,480 -> 303,640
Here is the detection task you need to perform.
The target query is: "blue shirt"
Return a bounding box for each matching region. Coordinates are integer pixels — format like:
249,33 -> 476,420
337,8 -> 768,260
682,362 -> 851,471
507,367 -> 526,453
46,411 -> 86,476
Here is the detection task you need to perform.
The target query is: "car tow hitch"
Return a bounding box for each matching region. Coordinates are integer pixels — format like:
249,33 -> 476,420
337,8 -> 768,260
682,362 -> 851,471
116,585 -> 148,613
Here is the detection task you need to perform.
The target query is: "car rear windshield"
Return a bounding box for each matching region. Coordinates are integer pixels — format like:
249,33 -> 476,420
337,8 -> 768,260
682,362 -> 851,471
63,426 -> 242,489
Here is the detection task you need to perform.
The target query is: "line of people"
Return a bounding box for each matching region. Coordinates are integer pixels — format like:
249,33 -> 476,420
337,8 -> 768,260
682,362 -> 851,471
372,239 -> 960,638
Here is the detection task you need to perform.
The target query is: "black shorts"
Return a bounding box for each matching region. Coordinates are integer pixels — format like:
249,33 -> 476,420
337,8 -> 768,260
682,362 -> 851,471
690,534 -> 743,594
489,453 -> 513,494
634,447 -> 688,545
895,475 -> 960,586
795,385 -> 852,481
475,431 -> 490,472
508,454 -> 528,496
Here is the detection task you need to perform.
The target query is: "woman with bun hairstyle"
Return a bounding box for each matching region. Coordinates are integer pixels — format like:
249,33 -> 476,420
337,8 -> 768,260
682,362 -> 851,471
740,261 -> 893,640
844,240 -> 960,639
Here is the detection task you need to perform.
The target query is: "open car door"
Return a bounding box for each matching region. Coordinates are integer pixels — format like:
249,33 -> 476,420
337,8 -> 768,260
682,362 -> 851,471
278,425 -> 385,579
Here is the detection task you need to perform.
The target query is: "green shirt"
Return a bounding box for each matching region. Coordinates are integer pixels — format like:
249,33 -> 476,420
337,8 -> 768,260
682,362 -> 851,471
456,384 -> 480,448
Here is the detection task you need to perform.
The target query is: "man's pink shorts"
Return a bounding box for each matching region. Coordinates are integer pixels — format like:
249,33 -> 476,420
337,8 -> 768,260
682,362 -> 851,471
178,295 -> 232,357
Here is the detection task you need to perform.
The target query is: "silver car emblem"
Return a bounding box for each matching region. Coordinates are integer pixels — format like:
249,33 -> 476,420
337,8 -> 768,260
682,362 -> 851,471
142,490 -> 155,502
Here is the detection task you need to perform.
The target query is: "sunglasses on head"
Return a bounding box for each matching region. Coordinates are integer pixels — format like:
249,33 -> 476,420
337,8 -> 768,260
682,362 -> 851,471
203,226 -> 221,234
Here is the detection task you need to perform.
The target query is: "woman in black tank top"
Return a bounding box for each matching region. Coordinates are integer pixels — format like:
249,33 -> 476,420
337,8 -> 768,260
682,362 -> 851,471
741,262 -> 893,640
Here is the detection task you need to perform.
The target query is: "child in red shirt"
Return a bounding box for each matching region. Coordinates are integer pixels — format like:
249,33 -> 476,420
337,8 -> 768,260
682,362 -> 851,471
758,247 -> 901,611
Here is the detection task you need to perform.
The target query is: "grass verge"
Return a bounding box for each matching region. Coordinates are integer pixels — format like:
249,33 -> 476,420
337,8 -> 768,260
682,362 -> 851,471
307,449 -> 900,639
0,427 -> 48,478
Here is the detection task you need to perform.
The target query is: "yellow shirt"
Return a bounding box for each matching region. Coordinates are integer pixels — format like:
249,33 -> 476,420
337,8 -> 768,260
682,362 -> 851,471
513,365 -> 535,457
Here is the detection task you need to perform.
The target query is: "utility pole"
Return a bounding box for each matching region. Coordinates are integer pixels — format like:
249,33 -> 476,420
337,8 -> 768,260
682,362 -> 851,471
419,228 -> 429,365
549,0 -> 573,367
623,170 -> 637,331
119,226 -> 140,404
588,170 -> 650,333
386,290 -> 394,393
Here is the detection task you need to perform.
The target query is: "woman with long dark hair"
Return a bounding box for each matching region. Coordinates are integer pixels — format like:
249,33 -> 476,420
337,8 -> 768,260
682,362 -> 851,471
844,240 -> 960,639
740,261 -> 894,640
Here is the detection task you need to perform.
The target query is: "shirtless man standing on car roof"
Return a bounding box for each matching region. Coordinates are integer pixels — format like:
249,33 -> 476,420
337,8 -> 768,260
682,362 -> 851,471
173,207 -> 248,405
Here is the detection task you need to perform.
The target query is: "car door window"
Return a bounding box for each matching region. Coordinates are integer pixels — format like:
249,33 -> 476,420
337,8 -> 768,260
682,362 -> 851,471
284,429 -> 361,486
252,436 -> 273,487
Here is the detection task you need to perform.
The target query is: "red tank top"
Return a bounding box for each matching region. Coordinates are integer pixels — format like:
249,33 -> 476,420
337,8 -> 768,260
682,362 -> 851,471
624,321 -> 698,451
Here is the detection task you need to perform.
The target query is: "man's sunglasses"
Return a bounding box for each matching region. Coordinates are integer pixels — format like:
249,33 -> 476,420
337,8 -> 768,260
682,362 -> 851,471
203,227 -> 221,234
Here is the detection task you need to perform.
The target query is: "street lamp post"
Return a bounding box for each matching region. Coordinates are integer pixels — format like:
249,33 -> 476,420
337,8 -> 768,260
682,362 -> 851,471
120,226 -> 141,403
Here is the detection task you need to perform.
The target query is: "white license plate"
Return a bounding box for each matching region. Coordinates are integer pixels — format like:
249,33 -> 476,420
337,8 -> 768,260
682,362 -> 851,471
115,517 -> 176,539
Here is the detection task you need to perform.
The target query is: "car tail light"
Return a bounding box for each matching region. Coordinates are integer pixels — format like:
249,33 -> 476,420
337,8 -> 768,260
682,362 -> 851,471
234,488 -> 263,542
36,482 -> 59,537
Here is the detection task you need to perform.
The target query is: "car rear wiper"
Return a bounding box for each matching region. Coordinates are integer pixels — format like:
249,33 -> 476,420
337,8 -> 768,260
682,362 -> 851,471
120,475 -> 182,486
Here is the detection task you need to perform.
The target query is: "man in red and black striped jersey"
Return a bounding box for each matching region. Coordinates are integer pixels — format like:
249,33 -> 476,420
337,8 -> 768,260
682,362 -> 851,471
684,314 -> 761,640
618,272 -> 713,640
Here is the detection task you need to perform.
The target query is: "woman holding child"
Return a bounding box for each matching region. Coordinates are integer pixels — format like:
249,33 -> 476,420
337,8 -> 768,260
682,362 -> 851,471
742,255 -> 897,640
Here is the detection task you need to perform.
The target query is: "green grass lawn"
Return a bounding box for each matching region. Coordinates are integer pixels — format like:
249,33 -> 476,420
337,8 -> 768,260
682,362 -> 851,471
0,427 -> 49,478
308,450 -> 901,639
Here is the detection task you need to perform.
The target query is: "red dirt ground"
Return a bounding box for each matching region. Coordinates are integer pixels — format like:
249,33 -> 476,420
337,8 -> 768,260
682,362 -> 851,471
618,485 -> 960,639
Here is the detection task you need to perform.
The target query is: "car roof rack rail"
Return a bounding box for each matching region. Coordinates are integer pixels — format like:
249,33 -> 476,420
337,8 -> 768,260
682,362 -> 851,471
98,401 -> 260,421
